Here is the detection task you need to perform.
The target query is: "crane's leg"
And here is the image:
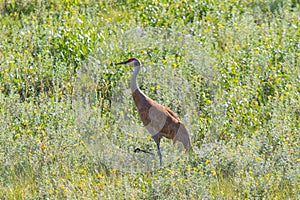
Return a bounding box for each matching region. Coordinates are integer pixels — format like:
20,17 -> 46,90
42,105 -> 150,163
152,133 -> 162,166
156,142 -> 162,166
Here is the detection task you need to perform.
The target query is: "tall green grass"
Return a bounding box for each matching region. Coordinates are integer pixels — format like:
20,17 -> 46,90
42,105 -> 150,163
0,0 -> 299,199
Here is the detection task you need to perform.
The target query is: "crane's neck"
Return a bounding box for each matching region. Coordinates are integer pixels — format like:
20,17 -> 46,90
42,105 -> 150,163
130,61 -> 150,109
131,64 -> 142,94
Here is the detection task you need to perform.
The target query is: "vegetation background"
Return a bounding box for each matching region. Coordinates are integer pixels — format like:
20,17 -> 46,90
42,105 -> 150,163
0,0 -> 299,199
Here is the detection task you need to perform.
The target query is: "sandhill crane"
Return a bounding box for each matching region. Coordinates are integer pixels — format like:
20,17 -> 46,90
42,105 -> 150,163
116,58 -> 191,166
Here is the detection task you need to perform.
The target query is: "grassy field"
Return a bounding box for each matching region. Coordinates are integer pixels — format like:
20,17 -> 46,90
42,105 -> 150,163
0,0 -> 299,199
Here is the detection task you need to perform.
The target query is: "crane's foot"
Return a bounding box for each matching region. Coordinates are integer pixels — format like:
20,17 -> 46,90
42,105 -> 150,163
134,148 -> 154,155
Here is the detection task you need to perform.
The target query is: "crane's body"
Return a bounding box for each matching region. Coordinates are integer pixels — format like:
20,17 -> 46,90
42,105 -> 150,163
117,58 -> 191,166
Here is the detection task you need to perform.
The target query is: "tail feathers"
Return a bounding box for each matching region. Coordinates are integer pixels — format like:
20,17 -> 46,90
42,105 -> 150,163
173,124 -> 191,152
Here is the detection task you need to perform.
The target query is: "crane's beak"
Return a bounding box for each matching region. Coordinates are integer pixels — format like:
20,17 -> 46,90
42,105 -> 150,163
116,61 -> 128,65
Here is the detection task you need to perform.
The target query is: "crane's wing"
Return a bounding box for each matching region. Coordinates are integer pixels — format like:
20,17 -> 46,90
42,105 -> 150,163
164,106 -> 181,122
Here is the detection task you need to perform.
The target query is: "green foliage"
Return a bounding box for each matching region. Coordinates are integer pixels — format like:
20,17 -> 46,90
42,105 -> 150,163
0,0 -> 299,199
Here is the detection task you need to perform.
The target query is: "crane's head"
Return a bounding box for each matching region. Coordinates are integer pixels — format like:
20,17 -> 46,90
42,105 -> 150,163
116,58 -> 141,66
